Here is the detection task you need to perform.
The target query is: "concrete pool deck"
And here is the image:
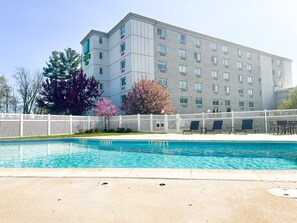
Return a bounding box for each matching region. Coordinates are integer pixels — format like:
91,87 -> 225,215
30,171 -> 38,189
1,133 -> 297,222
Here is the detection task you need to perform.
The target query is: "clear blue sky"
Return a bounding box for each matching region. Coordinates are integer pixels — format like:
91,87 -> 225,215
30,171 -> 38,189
1,0 -> 296,85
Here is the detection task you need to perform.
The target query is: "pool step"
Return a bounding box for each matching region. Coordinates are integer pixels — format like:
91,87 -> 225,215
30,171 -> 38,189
148,141 -> 169,145
99,140 -> 113,144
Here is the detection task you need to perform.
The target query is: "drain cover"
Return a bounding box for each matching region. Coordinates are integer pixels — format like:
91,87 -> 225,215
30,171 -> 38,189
268,188 -> 297,199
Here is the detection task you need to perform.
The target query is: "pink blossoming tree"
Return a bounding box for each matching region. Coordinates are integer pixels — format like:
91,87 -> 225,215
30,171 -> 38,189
93,98 -> 117,130
121,79 -> 173,115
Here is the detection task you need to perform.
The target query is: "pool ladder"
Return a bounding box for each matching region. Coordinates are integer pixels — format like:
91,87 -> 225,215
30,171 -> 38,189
148,141 -> 169,145
99,140 -> 113,144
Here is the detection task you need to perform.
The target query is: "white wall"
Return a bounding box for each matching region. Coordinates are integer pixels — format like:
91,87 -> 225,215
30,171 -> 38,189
130,19 -> 154,82
260,55 -> 275,109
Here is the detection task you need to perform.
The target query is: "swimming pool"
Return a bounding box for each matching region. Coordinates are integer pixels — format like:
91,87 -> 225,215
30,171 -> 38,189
0,139 -> 297,169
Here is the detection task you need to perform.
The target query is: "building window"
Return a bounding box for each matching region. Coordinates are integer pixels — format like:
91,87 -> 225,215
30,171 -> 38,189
194,52 -> 201,62
157,44 -> 167,55
238,75 -> 243,83
194,38 -> 201,47
211,70 -> 218,79
121,95 -> 127,103
249,102 -> 254,108
237,62 -> 242,70
195,82 -> 202,92
278,70 -> 282,77
212,84 -> 219,93
99,52 -> 103,59
247,76 -> 253,84
223,58 -> 229,67
238,88 -> 244,95
99,67 -> 103,74
179,65 -> 187,74
99,83 -> 103,90
120,25 -> 125,39
194,67 -> 202,77
180,97 -> 188,105
225,100 -> 231,106
223,72 -> 229,80
195,98 -> 203,106
222,45 -> 228,54
179,34 -> 186,44
210,42 -> 217,51
276,59 -> 282,67
120,59 -> 126,72
238,49 -> 242,57
239,101 -> 244,107
120,42 -> 126,55
224,86 -> 230,94
158,61 -> 167,71
159,78 -> 168,88
248,89 -> 253,96
179,81 -> 187,90
121,77 -> 126,87
213,100 -> 219,106
157,28 -> 166,39
179,49 -> 187,59
99,36 -> 103,44
246,52 -> 251,59
247,64 -> 252,72
211,56 -> 218,65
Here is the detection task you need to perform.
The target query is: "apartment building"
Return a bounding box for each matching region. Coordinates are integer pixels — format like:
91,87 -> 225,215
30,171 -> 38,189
81,13 -> 293,114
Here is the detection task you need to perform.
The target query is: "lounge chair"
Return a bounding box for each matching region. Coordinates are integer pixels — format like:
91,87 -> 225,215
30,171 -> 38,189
235,119 -> 255,133
183,121 -> 200,134
202,120 -> 223,133
273,120 -> 290,135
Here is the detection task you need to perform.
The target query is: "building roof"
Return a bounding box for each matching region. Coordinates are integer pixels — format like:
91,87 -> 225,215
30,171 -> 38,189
80,12 -> 292,61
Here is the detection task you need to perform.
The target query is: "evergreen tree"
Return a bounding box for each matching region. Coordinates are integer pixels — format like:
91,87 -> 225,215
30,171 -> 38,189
43,48 -> 81,80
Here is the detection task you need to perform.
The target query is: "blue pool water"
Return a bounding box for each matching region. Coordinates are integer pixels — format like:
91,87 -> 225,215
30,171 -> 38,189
0,139 -> 297,169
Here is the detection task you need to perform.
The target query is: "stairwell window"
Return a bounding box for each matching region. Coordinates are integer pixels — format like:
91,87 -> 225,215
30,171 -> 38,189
120,25 -> 125,39
120,42 -> 126,56
120,60 -> 126,73
121,77 -> 126,87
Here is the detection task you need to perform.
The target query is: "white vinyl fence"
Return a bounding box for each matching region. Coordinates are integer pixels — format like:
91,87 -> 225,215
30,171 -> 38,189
0,109 -> 297,138
0,114 -> 104,138
109,109 -> 297,134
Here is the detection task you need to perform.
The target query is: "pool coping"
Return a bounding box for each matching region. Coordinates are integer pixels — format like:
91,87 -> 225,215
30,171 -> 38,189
0,168 -> 296,182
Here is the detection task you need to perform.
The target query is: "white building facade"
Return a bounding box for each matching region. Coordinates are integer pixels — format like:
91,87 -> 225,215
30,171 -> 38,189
81,13 -> 293,114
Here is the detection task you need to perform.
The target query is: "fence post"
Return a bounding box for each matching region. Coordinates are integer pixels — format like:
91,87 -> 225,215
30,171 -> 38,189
69,115 -> 72,135
176,113 -> 180,133
87,115 -> 91,130
119,115 -> 122,128
137,114 -> 141,131
150,114 -> 153,132
164,114 -> 168,133
202,112 -> 205,133
231,111 -> 234,133
19,114 -> 23,137
47,114 -> 51,136
264,109 -> 268,133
